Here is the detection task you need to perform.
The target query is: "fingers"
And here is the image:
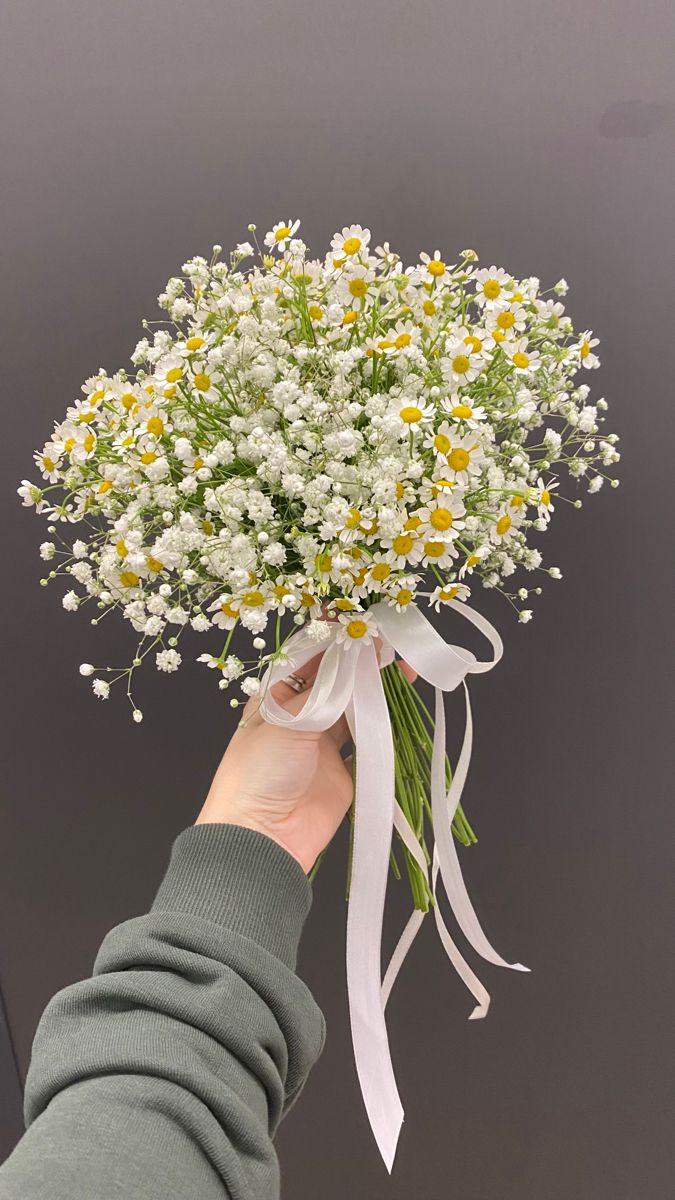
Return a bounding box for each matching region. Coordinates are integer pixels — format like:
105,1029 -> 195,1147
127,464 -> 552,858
238,646 -> 329,726
398,659 -> 417,684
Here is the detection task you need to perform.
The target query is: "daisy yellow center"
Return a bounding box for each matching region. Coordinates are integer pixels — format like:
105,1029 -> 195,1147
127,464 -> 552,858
497,311 -> 515,329
430,507 -> 453,531
242,590 -> 264,607
342,236 -> 361,255
395,332 -> 411,348
396,588 -> 413,606
78,412 -> 96,424
392,534 -> 415,555
371,562 -> 391,581
404,515 -> 421,530
448,447 -> 470,471
345,508 -> 362,528
452,404 -> 473,419
483,279 -> 501,300
335,597 -> 355,611
166,367 -> 183,383
202,519 -> 214,535
273,585 -> 290,599
221,601 -> 238,617
424,541 -> 446,558
346,618 -> 368,639
432,478 -> 454,492
510,495 -> 524,508
164,386 -> 176,399
116,540 -> 128,558
275,226 -> 291,241
83,434 -> 96,452
316,553 -> 332,573
90,389 -> 105,404
541,489 -> 551,506
343,309 -> 358,324
119,570 -> 139,587
452,354 -> 470,374
464,335 -> 481,353
146,416 -> 164,436
423,300 -> 436,315
309,305 -> 324,320
140,451 -> 157,465
512,351 -> 529,369
492,329 -> 506,343
400,405 -> 422,424
348,277 -> 368,298
351,567 -> 367,585
496,514 -> 512,535
186,336 -> 204,351
395,480 -> 405,499
98,480 -> 113,493
440,586 -> 459,600
301,591 -> 317,607
64,437 -> 75,452
580,340 -> 590,359
147,557 -> 163,573
121,392 -> 136,409
428,260 -> 446,277
194,372 -> 211,391
434,432 -> 451,453
42,456 -> 56,471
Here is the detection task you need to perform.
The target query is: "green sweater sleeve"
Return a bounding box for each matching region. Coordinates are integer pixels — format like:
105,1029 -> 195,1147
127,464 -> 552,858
0,822 -> 326,1200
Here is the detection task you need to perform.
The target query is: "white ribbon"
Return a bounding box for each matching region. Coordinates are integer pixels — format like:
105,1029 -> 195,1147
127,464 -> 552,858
259,598 -> 528,1172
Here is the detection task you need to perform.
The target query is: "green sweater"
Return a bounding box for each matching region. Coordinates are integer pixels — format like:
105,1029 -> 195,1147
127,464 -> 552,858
0,823 -> 326,1199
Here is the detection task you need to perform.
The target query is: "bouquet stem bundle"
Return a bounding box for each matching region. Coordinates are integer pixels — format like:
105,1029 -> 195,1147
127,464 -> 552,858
343,660 -> 476,911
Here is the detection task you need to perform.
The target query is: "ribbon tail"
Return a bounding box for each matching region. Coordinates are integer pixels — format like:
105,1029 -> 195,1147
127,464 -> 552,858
383,804 -> 490,1020
381,806 -> 427,1010
346,644 -> 403,1173
431,682 -> 529,974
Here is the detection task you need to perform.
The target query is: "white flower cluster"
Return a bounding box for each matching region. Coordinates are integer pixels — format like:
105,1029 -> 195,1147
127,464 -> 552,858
19,221 -> 618,713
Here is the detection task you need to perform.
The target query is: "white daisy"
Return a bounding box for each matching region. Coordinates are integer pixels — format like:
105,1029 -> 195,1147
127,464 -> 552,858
381,529 -> 422,570
414,491 -> 466,541
264,219 -> 300,252
577,331 -> 600,369
335,610 -> 378,647
419,250 -> 449,281
411,537 -> 459,569
428,582 -> 471,611
439,395 -> 487,427
330,225 -> 371,260
208,595 -> 240,629
531,476 -> 558,524
441,338 -> 483,385
394,400 -> 436,431
458,545 -> 489,578
505,338 -> 542,374
473,266 -> 512,308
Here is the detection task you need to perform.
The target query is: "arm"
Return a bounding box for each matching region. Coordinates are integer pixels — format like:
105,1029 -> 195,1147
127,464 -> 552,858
0,647 -> 359,1199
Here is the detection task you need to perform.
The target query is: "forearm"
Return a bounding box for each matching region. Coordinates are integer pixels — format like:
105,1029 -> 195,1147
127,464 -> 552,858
0,823 -> 325,1200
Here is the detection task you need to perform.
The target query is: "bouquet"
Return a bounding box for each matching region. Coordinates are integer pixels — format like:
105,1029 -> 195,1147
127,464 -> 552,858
19,220 -> 619,1167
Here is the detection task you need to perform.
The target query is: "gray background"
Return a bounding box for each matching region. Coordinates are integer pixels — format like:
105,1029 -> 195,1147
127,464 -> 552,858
1,1 -> 674,1195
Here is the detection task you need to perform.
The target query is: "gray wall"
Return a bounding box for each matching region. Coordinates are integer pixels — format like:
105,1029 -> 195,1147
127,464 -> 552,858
1,1 -> 674,1195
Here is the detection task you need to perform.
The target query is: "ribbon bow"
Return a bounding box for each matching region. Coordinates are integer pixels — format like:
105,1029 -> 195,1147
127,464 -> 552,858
259,598 -> 528,1171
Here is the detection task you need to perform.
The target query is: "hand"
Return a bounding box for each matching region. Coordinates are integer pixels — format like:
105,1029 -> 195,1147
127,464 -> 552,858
195,641 -> 415,874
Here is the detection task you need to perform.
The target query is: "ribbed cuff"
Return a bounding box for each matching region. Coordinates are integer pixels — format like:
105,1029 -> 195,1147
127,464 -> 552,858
150,823 -> 313,970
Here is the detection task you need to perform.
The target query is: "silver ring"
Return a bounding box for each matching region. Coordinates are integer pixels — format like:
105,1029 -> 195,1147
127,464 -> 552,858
284,672 -> 307,693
